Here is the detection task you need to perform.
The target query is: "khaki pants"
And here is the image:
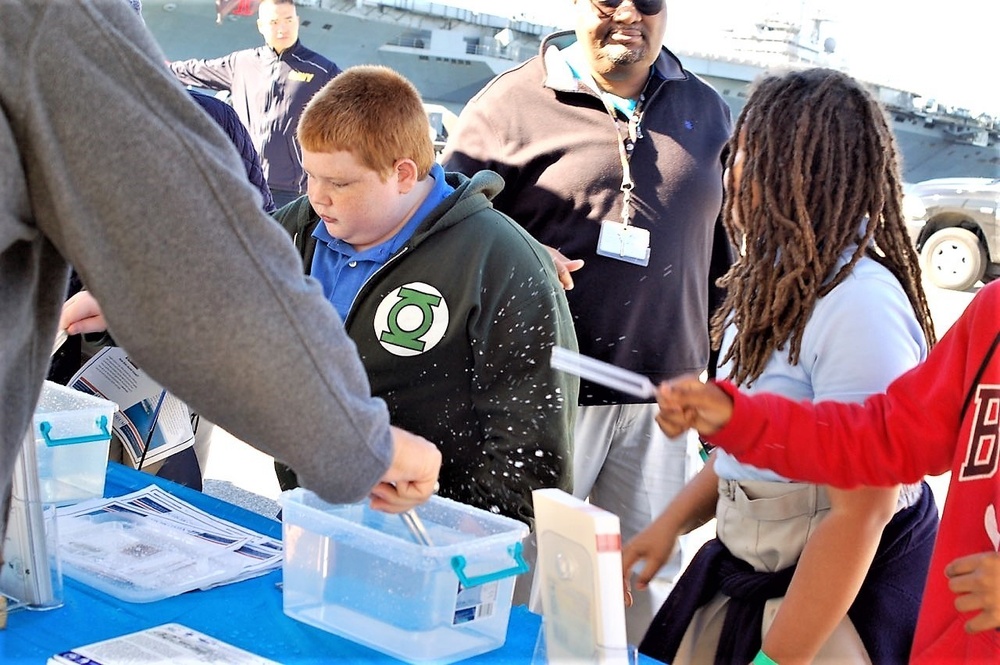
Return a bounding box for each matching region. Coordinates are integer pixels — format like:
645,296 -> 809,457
672,479 -> 871,665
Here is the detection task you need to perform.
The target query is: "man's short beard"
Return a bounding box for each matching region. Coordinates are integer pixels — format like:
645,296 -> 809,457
602,45 -> 646,67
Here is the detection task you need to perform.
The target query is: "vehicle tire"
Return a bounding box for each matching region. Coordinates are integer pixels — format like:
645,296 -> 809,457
920,227 -> 987,291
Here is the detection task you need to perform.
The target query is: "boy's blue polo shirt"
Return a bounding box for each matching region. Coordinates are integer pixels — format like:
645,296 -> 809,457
310,163 -> 453,321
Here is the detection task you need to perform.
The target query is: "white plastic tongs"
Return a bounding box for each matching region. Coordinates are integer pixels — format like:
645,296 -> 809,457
550,346 -> 656,399
552,346 -> 717,462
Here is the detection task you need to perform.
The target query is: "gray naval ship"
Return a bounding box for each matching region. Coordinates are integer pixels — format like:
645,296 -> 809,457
142,0 -> 999,184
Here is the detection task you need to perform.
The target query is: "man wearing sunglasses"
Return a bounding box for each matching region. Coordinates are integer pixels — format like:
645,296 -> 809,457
443,0 -> 732,643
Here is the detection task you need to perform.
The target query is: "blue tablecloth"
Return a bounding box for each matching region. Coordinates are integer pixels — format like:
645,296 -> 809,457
2,463 -> 550,664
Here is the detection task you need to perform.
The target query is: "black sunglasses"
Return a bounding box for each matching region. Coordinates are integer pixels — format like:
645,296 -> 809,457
590,0 -> 665,18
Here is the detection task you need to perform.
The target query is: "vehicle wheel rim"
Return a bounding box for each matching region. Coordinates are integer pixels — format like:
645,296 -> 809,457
931,242 -> 974,278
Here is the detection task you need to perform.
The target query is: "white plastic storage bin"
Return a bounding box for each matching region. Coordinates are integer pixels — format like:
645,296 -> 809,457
279,489 -> 530,664
32,381 -> 116,505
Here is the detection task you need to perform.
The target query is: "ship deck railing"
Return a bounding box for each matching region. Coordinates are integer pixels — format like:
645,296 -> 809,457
311,0 -> 559,37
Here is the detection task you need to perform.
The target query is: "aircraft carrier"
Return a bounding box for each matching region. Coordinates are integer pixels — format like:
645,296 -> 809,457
141,0 -> 1000,183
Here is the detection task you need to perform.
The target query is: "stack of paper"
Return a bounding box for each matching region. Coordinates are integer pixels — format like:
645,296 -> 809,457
56,485 -> 282,603
49,623 -> 280,664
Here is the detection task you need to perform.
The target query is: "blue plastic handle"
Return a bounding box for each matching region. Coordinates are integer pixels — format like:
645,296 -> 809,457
40,415 -> 110,447
450,541 -> 529,588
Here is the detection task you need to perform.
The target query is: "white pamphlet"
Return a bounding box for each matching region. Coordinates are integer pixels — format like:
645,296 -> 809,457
68,346 -> 194,467
48,623 -> 280,664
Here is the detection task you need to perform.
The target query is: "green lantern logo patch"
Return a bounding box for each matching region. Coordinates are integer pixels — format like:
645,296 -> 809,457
374,282 -> 449,356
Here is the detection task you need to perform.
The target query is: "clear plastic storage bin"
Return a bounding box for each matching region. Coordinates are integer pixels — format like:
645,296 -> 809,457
32,381 -> 116,505
279,489 -> 530,664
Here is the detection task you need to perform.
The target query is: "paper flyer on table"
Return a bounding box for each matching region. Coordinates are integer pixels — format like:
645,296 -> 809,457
48,622 -> 281,665
59,485 -> 283,576
68,346 -> 194,467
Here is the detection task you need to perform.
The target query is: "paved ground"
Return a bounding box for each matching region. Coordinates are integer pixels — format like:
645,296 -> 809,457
202,429 -> 282,517
203,280 -> 982,518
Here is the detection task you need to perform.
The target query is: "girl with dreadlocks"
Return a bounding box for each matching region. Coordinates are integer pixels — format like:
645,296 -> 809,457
622,68 -> 940,664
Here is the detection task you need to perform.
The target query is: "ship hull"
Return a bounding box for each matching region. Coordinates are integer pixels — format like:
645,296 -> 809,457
143,0 -> 500,110
142,0 -> 999,183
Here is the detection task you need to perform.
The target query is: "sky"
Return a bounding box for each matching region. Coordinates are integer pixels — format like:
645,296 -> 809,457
440,0 -> 999,116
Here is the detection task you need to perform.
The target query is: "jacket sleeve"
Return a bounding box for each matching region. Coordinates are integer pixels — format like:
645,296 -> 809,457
708,284 -> 999,485
20,3 -> 392,504
189,92 -> 275,212
271,199 -> 320,271
169,52 -> 238,92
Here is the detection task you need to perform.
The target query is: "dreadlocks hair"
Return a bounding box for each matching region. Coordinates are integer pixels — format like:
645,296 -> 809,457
713,68 -> 936,387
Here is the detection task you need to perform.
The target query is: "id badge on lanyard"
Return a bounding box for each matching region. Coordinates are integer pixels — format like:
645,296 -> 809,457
596,92 -> 650,267
597,220 -> 650,266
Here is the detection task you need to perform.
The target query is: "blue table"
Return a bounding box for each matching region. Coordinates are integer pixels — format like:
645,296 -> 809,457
2,463 -> 551,664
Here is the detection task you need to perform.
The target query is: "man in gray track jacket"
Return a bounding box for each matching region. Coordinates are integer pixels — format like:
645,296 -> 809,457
1,1 -> 440,545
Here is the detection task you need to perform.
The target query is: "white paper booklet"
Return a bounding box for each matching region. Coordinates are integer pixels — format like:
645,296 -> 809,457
68,346 -> 194,467
532,488 -> 630,664
48,623 -> 280,665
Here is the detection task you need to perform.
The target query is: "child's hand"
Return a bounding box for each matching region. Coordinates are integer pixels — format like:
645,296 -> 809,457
60,290 -> 108,336
945,551 -> 1000,633
654,375 -> 733,438
621,517 -> 680,594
